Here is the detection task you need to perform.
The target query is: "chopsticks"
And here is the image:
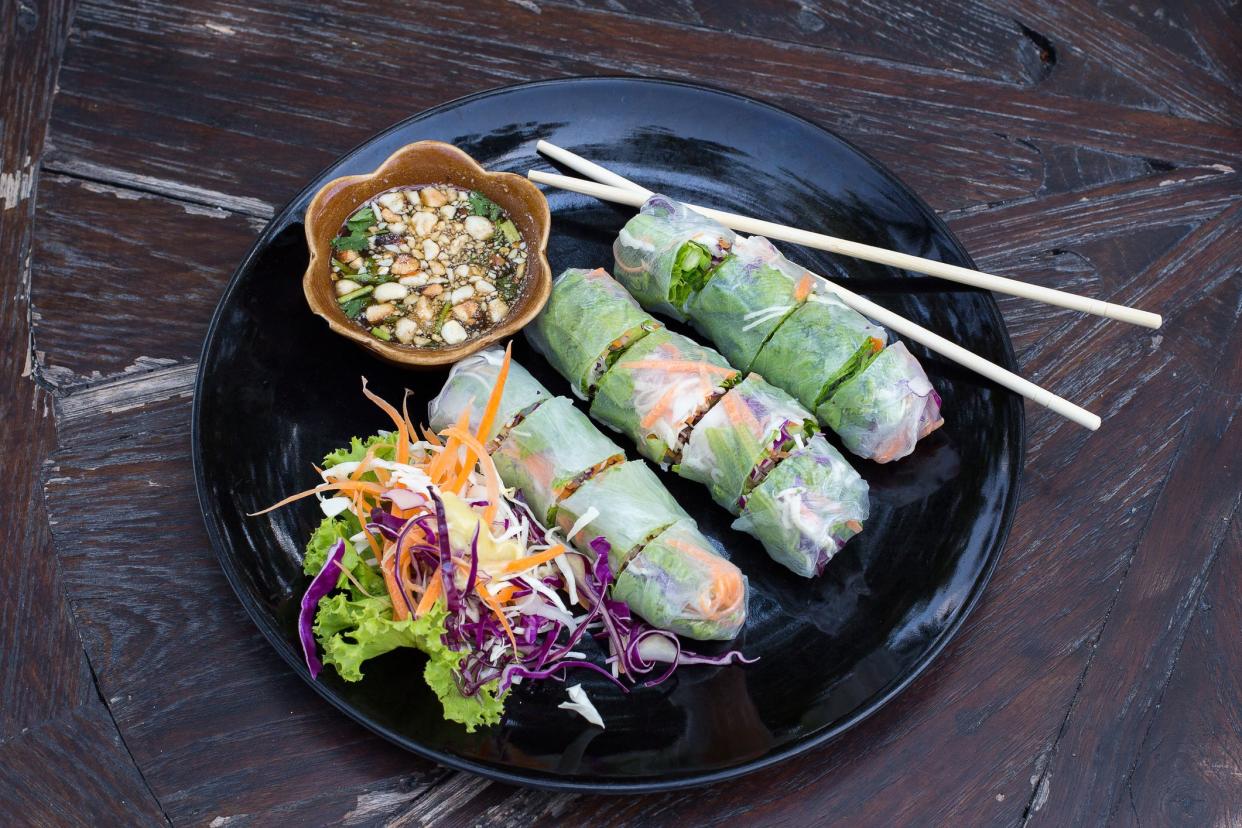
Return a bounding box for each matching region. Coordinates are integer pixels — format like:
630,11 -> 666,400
529,141 -> 1105,431
534,143 -> 1160,330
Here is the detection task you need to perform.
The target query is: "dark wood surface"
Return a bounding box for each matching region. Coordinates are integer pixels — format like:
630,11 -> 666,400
4,0 -> 1239,824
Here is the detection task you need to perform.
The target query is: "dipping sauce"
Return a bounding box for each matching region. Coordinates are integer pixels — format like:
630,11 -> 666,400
330,185 -> 528,347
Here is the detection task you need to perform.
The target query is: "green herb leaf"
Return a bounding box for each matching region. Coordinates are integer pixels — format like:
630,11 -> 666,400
340,296 -> 369,318
497,219 -> 520,244
467,192 -> 503,221
370,326 -> 392,341
332,232 -> 370,251
346,207 -> 376,232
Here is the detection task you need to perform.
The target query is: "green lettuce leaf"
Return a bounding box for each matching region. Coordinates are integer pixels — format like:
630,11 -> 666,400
313,595 -> 507,731
322,432 -> 395,469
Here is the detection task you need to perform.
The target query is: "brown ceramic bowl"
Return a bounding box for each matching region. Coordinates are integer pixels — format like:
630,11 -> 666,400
302,141 -> 551,367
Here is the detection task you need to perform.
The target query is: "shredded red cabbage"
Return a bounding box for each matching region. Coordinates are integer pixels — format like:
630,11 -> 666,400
300,538 -> 345,678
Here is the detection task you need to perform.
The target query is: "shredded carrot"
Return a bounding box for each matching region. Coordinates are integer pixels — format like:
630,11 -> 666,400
400,389 -> 417,449
641,386 -> 682,429
473,342 -> 512,443
421,426 -> 443,447
501,544 -> 567,573
382,556 -> 411,621
476,583 -> 519,652
624,360 -> 733,375
719,386 -> 761,434
443,425 -> 495,498
248,479 -> 385,515
868,337 -> 885,353
492,585 -> 517,604
794,272 -> 814,302
361,377 -> 409,464
416,567 -> 443,616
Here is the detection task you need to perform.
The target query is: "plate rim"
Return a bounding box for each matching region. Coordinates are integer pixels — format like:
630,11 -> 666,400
192,75 -> 1026,793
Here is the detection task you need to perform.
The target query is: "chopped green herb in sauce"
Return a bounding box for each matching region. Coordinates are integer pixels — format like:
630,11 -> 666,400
329,186 -> 528,347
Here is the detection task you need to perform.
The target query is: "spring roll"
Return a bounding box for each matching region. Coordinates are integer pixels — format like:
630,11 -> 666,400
427,347 -> 550,441
525,267 -> 661,399
554,460 -> 691,571
612,522 -> 748,641
591,328 -> 741,467
817,342 -> 944,463
749,288 -> 887,413
687,235 -> 809,371
733,434 -> 869,577
678,373 -> 816,514
490,396 -> 625,524
612,194 -> 736,321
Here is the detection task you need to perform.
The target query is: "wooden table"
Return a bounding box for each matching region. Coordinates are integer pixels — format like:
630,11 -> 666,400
3,1 -> 1239,824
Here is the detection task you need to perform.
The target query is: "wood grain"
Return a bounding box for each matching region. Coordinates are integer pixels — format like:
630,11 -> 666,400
0,703 -> 167,828
1124,515 -> 1242,826
42,0 -> 1239,221
10,0 -> 1242,823
0,0 -> 94,740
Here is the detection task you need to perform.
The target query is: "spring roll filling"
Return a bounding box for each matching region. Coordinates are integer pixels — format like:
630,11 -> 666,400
668,241 -> 734,309
552,454 -> 626,504
585,319 -> 661,397
483,399 -> 547,454
813,336 -> 887,409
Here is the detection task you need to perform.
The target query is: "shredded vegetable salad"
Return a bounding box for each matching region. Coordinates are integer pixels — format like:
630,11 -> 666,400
255,345 -> 752,730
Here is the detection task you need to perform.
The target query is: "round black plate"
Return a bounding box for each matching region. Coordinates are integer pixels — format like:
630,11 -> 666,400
193,77 -> 1023,792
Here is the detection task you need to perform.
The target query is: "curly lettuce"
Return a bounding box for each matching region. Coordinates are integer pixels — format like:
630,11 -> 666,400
313,595 -> 506,731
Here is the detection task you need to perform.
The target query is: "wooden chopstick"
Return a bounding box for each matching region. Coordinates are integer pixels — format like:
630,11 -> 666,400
534,142 -> 1159,329
530,143 -> 1102,431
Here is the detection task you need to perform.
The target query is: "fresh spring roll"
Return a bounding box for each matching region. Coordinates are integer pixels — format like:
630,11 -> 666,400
749,288 -> 887,413
489,396 -> 625,524
427,348 -> 550,442
590,328 -> 741,467
817,342 -> 944,463
733,434 -> 869,577
554,460 -> 691,571
612,522 -> 747,640
525,267 -> 661,399
687,235 -> 811,371
612,194 -> 736,321
678,373 -> 816,514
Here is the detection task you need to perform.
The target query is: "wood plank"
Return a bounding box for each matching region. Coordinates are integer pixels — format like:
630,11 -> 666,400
0,0 -> 96,740
561,0 -> 1050,84
1124,515 -> 1241,826
0,703 -> 168,827
1029,206 -> 1242,824
43,0 -> 1239,222
30,174 -> 259,387
994,0 -> 1240,125
43,392 -> 447,823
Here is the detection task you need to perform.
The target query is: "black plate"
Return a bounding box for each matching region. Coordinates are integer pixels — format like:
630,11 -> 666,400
193,77 -> 1023,792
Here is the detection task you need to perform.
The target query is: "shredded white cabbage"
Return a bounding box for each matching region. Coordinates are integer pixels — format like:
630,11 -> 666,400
559,684 -> 605,728
319,496 -> 353,518
564,506 -> 600,543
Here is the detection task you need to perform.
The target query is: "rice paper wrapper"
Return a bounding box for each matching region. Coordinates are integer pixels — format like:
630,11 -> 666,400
688,235 -> 808,370
678,373 -> 815,513
525,267 -> 661,398
612,194 -> 736,321
490,396 -> 625,524
750,287 -> 887,411
733,434 -> 869,577
555,460 -> 692,569
817,342 -> 944,463
591,328 -> 740,465
613,522 -> 748,641
427,348 -> 550,441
